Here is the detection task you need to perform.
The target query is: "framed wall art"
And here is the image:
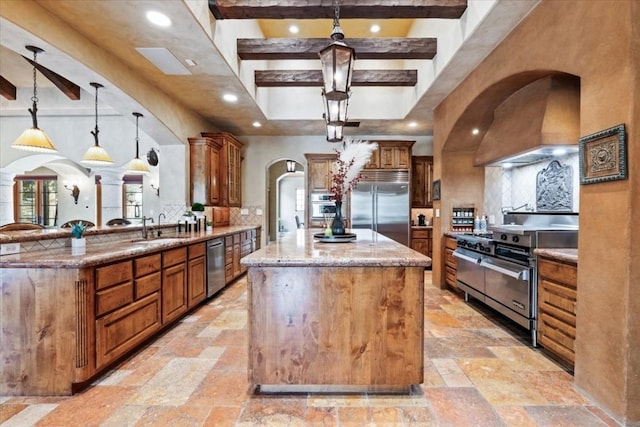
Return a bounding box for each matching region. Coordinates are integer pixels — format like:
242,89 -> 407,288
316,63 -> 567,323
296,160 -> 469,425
432,179 -> 441,201
579,123 -> 627,185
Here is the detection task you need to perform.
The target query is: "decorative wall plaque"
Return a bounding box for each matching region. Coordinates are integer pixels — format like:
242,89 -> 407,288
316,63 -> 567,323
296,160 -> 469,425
579,124 -> 627,184
536,160 -> 573,211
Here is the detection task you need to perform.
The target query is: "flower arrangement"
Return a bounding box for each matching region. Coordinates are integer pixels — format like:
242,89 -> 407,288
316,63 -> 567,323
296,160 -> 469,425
330,139 -> 378,203
71,221 -> 88,239
191,202 -> 205,212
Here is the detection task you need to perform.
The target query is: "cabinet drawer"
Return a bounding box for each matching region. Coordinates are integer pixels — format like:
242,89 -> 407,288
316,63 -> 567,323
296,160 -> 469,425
538,312 -> 575,364
412,229 -> 431,238
233,233 -> 241,245
445,237 -> 457,250
188,242 -> 206,259
538,279 -> 577,326
96,261 -> 133,290
163,247 -> 187,267
444,248 -> 456,268
96,281 -> 134,317
135,254 -> 161,278
135,272 -> 161,299
95,292 -> 161,369
538,258 -> 577,287
225,264 -> 233,281
445,266 -> 457,287
225,235 -> 234,247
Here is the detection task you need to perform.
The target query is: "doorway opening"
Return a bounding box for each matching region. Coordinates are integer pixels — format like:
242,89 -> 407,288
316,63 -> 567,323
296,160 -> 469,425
266,159 -> 305,242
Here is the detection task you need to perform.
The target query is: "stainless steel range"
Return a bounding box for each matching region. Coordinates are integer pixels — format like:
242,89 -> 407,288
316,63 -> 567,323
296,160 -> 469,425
453,213 -> 578,346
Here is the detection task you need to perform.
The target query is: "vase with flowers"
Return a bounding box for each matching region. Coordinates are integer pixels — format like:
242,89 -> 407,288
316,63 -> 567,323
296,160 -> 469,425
329,139 -> 378,235
70,221 -> 88,254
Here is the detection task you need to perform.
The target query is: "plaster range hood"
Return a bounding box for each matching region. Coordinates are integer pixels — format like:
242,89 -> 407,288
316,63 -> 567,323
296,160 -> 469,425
487,145 -> 579,168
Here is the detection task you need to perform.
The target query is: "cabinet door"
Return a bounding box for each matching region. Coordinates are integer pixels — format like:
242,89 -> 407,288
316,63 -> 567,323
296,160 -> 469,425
411,239 -> 429,255
209,147 -> 220,205
380,146 -> 395,168
188,256 -> 206,308
364,149 -> 380,169
233,242 -> 241,278
411,159 -> 426,207
395,146 -> 410,168
228,143 -> 242,206
309,159 -> 331,192
95,293 -> 161,369
162,262 -> 188,324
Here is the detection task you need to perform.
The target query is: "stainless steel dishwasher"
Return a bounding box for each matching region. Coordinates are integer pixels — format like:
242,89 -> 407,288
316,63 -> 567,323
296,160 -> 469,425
206,238 -> 225,297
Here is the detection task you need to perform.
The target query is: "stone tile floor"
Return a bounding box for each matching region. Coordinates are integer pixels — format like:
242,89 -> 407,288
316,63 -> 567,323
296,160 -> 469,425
1,272 -> 620,426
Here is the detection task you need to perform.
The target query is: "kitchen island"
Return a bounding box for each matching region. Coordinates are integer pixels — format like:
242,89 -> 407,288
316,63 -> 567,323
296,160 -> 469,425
241,229 -> 431,393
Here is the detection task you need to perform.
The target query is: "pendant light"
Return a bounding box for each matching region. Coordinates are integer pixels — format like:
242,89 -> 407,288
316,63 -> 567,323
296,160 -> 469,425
81,82 -> 114,165
11,45 -> 58,153
319,0 -> 355,142
124,112 -> 150,174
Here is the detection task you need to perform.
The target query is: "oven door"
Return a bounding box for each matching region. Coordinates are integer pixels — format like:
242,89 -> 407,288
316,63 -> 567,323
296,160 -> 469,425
453,248 -> 485,301
311,203 -> 336,219
480,257 -> 533,329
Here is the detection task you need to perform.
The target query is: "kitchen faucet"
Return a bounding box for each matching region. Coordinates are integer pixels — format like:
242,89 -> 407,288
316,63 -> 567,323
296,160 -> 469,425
501,203 -> 534,214
156,213 -> 166,238
142,216 -> 154,239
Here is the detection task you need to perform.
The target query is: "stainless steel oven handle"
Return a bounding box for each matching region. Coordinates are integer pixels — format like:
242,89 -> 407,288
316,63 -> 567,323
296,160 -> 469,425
480,259 -> 529,280
452,250 -> 482,264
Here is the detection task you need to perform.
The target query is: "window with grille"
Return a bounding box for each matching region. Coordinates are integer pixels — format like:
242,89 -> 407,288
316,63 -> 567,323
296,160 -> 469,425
14,176 -> 58,226
295,188 -> 305,212
123,175 -> 143,219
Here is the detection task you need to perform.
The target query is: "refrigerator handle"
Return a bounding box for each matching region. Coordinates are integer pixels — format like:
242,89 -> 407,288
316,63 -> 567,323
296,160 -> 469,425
372,186 -> 378,232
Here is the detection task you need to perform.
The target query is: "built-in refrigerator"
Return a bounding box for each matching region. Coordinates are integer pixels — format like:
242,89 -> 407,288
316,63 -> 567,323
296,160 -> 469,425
349,170 -> 410,246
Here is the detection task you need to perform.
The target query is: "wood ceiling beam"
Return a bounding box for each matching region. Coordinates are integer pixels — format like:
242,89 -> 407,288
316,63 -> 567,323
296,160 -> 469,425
238,38 -> 436,60
0,75 -> 17,100
255,69 -> 417,87
210,0 -> 467,20
22,56 -> 81,101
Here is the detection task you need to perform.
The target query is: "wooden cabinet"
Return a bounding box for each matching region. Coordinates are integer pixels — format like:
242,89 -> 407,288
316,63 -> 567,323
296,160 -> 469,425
187,243 -> 206,308
201,132 -> 244,207
305,153 -> 336,193
537,256 -> 578,368
188,136 -> 222,206
95,257 -> 161,370
225,235 -> 234,283
240,230 -> 252,275
410,228 -> 432,259
365,140 -> 413,169
162,247 -> 188,324
411,156 -> 433,207
232,233 -> 242,278
444,236 -> 458,290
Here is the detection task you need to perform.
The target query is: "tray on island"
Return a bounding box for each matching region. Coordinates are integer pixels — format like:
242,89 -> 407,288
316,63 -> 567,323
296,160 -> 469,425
313,232 -> 357,243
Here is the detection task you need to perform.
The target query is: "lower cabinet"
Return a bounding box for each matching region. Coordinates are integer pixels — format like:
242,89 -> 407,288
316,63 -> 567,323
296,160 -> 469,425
444,236 -> 458,290
410,228 -> 432,259
161,247 -> 188,324
187,243 -> 207,308
537,256 -> 578,368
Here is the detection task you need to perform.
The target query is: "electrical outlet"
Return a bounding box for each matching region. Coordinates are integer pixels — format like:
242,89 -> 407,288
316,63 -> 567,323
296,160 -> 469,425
240,208 -> 249,215
435,208 -> 440,218
256,208 -> 263,215
1,243 -> 20,255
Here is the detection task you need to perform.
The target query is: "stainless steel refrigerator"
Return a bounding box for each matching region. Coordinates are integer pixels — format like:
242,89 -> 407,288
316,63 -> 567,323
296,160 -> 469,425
349,171 -> 410,246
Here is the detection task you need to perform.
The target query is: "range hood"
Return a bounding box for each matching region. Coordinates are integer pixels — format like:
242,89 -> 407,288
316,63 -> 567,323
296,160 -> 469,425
487,145 -> 578,168
475,75 -> 580,167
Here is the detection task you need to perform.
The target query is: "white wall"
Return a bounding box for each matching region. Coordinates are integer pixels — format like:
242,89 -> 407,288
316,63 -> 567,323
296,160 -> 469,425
278,175 -> 304,233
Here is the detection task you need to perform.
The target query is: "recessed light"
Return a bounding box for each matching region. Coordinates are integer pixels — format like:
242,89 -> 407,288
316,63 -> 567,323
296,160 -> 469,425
146,11 -> 171,27
409,121 -> 417,128
223,93 -> 238,103
370,24 -> 381,33
252,121 -> 262,128
289,25 -> 299,34
472,128 -> 480,135
185,58 -> 197,67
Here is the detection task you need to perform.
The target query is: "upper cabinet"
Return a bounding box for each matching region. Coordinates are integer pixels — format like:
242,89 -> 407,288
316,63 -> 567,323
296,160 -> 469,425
411,156 -> 434,208
305,153 -> 336,193
200,132 -> 244,207
365,140 -> 413,169
188,136 -> 222,206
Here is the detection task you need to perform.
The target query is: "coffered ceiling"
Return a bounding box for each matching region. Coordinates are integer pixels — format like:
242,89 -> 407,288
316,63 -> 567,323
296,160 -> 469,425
0,0 -> 540,141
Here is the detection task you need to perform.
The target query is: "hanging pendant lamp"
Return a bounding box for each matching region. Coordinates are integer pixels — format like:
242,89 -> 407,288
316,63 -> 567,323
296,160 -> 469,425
125,112 -> 150,174
81,82 -> 114,165
11,45 -> 58,153
319,0 -> 355,142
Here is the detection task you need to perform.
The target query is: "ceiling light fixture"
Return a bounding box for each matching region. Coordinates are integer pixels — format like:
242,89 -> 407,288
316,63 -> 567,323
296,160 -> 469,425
472,128 -> 480,135
319,0 -> 355,142
125,112 -> 150,174
409,121 -> 418,128
289,24 -> 299,34
252,121 -> 262,128
223,93 -> 238,103
11,45 -> 58,153
81,82 -> 114,165
286,160 -> 296,172
370,24 -> 381,33
146,11 -> 171,27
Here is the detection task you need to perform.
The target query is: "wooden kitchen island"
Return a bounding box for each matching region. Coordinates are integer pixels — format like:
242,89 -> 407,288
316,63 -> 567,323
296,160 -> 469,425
241,229 -> 431,393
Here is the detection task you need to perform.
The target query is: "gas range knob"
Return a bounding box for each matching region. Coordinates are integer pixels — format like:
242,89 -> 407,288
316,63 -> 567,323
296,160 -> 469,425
512,236 -> 520,243
500,234 -> 508,241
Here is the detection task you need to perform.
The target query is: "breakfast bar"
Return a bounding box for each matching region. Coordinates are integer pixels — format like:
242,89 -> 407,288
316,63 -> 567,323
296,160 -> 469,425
241,229 -> 431,393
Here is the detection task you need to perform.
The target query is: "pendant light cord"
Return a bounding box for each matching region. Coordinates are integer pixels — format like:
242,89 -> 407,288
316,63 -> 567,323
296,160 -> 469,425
91,84 -> 100,147
135,114 -> 140,158
29,49 -> 39,128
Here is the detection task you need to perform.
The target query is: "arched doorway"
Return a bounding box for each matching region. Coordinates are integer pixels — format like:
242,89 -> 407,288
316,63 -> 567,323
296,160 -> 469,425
266,159 -> 305,242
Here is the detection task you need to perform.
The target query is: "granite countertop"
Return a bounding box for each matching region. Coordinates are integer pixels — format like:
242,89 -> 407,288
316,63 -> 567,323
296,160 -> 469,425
241,228 -> 431,268
411,225 -> 433,229
534,248 -> 578,264
0,223 -> 178,244
0,225 -> 259,269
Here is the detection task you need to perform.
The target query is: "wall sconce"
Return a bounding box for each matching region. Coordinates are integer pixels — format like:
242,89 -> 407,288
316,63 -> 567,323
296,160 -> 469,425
286,160 -> 296,172
150,182 -> 160,196
65,184 -> 80,204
